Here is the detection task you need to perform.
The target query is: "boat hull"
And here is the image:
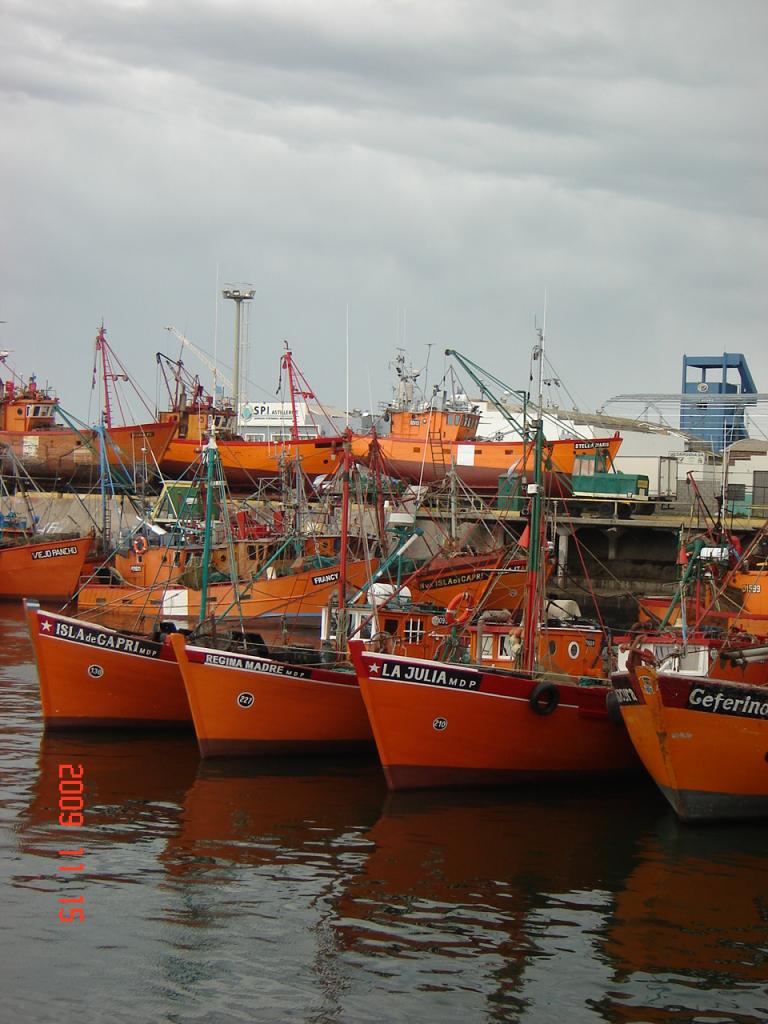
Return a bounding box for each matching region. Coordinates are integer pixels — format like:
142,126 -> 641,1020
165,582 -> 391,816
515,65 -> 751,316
160,435 -> 346,489
171,634 -> 372,757
404,549 -> 532,612
349,644 -> 639,791
25,601 -> 189,729
0,420 -> 177,487
611,666 -> 768,821
77,557 -> 376,622
0,536 -> 91,600
351,435 -> 622,493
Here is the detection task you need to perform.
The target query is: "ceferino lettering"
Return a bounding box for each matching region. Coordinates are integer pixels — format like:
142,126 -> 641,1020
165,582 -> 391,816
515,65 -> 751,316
688,686 -> 768,719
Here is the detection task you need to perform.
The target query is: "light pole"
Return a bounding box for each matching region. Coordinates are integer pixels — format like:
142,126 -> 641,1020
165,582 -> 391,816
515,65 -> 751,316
221,284 -> 255,415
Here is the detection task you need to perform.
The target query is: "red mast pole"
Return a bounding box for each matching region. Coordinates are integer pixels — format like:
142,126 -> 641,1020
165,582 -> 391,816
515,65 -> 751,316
95,325 -> 112,429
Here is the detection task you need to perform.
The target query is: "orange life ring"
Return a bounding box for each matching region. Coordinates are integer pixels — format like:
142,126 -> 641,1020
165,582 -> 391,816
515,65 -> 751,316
445,590 -> 473,627
132,536 -> 148,556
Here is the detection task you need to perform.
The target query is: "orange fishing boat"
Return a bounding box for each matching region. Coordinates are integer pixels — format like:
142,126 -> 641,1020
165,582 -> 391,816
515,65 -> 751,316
351,405 -> 622,493
0,535 -> 92,600
170,633 -> 372,756
403,547 -> 526,610
0,329 -> 176,488
76,547 -> 376,623
161,434 -> 346,490
165,600 -> 468,759
610,656 -> 768,820
25,600 -> 190,729
349,367 -> 639,790
157,343 -> 346,489
349,641 -> 639,790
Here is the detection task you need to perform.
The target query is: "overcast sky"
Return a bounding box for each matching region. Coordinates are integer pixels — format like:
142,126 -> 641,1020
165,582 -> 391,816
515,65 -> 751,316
2,0 -> 766,426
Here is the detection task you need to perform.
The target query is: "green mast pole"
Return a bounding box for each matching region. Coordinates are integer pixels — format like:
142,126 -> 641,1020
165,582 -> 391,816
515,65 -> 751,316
198,433 -> 218,625
521,317 -> 546,673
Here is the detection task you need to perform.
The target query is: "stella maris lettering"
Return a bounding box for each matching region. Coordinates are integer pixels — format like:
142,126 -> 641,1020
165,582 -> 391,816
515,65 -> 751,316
51,620 -> 161,658
31,546 -> 79,560
377,659 -> 480,690
688,686 -> 768,720
202,652 -> 311,678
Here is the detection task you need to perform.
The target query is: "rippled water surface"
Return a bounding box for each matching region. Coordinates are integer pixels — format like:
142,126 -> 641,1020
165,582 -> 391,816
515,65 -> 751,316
2,605 -> 766,1023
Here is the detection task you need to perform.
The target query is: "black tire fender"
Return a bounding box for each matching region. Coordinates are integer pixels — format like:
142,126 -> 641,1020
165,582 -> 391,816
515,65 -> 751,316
529,681 -> 559,716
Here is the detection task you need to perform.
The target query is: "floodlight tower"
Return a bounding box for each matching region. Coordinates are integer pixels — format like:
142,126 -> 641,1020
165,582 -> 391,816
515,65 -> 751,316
221,284 -> 255,414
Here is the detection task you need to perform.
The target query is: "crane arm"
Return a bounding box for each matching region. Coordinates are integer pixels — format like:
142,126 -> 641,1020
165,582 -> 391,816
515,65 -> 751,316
164,326 -> 233,391
444,348 -> 529,437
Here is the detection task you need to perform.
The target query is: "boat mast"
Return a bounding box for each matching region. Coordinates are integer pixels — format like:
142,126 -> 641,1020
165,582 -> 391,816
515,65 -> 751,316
335,430 -> 353,649
280,342 -> 314,442
521,313 -> 546,673
93,324 -> 128,430
198,433 -> 218,625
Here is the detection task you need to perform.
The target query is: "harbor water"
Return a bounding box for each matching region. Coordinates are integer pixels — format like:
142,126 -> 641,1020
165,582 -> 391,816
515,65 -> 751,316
2,604 -> 766,1024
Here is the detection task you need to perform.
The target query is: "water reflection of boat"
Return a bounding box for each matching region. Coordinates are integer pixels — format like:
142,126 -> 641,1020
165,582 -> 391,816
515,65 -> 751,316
605,819 -> 768,985
19,733 -> 199,855
333,784 -> 660,1018
339,786 -> 652,919
162,758 -> 386,875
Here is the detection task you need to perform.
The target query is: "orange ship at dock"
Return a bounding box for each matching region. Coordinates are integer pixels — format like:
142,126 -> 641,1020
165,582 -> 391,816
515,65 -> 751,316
351,406 -> 622,493
171,633 -> 372,757
25,600 -> 190,730
0,535 -> 92,600
0,332 -> 176,488
611,660 -> 768,820
349,641 -> 640,791
156,343 -> 346,489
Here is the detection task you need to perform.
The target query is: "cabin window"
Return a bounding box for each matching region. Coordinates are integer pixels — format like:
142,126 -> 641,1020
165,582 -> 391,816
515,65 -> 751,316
498,635 -> 513,660
574,454 -> 594,476
404,619 -> 424,644
480,635 -> 494,660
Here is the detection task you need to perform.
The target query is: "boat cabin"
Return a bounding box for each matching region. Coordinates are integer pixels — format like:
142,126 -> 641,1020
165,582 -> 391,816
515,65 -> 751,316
0,377 -> 59,432
388,405 -> 481,442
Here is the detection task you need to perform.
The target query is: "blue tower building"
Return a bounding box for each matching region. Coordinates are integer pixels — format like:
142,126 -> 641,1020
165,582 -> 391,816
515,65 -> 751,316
680,353 -> 757,451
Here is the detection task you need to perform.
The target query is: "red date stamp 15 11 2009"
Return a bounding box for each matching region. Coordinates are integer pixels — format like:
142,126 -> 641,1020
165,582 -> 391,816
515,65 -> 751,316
57,763 -> 85,923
